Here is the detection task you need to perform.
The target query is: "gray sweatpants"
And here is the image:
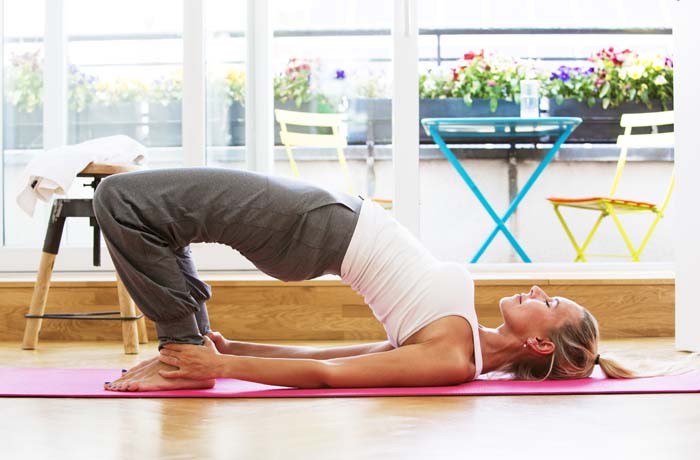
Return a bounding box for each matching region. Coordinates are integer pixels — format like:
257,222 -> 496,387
92,167 -> 362,347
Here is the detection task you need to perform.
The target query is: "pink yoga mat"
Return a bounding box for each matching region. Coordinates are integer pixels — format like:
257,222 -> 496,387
1,367 -> 699,398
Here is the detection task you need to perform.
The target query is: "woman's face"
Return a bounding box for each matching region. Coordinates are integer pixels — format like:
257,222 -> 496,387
499,285 -> 584,339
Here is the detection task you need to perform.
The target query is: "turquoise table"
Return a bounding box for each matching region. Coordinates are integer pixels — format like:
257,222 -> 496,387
421,117 -> 582,263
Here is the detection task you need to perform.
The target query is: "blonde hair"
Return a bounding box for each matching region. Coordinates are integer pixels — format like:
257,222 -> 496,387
503,307 -> 695,380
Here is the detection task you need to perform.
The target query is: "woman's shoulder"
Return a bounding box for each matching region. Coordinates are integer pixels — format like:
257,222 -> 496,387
402,316 -> 476,380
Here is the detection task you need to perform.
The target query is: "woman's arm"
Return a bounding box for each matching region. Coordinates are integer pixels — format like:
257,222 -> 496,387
160,337 -> 470,389
208,332 -> 394,359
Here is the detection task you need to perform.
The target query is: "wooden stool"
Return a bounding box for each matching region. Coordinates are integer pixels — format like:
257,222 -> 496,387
22,163 -> 149,354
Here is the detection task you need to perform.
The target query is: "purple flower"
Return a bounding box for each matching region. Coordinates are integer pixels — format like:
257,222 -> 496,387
550,65 -> 571,82
335,69 -> 346,80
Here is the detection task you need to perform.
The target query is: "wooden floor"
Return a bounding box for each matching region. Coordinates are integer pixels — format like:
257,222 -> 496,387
1,338 -> 699,460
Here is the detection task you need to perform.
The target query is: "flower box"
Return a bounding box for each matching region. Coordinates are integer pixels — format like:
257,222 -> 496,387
419,98 -> 520,144
147,102 -> 181,147
228,100 -> 331,146
547,99 -> 673,143
69,101 -> 144,144
347,98 -> 392,145
2,104 -> 43,149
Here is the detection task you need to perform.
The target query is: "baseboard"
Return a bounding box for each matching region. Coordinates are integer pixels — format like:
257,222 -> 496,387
0,273 -> 674,342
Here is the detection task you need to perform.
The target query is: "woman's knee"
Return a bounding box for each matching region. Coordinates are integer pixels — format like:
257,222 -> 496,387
93,174 -> 128,219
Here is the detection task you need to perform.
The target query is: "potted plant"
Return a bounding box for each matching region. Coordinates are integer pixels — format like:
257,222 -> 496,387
546,47 -> 674,142
147,71 -> 182,147
271,58 -> 330,144
4,51 -> 44,149
347,69 -> 391,145
71,73 -> 147,143
225,68 -> 246,146
419,50 -> 536,143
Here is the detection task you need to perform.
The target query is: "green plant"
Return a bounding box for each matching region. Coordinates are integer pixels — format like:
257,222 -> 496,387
68,63 -> 98,113
588,47 -> 673,109
419,66 -> 455,99
149,70 -> 183,106
352,69 -> 390,99
225,69 -> 245,105
447,50 -> 542,112
6,51 -> 43,113
274,58 -> 314,107
545,65 -> 598,107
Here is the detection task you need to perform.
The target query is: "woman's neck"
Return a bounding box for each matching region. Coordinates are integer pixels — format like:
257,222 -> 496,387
477,325 -> 523,374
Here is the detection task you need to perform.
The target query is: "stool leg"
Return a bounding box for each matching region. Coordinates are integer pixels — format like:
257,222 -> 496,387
115,273 -> 140,354
22,252 -> 57,350
137,310 -> 149,344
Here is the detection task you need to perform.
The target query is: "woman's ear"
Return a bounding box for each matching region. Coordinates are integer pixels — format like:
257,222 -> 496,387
526,337 -> 555,356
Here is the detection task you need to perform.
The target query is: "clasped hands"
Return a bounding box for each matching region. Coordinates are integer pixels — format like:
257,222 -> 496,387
158,336 -> 223,380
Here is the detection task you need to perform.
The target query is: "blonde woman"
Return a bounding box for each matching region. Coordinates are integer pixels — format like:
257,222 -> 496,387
94,167 -> 632,392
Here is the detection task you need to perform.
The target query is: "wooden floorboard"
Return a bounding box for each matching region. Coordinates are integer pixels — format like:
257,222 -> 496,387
0,338 -> 698,460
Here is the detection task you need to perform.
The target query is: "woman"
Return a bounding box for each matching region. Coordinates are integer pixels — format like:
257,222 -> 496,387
94,167 -> 629,392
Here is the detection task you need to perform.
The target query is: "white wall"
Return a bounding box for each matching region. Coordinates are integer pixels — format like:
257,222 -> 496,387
672,0 -> 700,352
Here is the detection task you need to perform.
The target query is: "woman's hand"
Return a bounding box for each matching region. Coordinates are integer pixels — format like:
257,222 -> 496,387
205,331 -> 232,354
158,336 -> 222,380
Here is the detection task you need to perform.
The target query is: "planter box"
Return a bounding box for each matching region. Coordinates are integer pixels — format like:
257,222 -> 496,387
419,98 -> 520,144
69,101 -> 144,144
347,98 -> 392,145
547,100 -> 673,143
3,104 -> 43,149
148,102 -> 181,147
228,100 -> 331,146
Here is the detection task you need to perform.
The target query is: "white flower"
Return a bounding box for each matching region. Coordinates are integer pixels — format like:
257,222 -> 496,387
654,75 -> 668,85
423,79 -> 437,92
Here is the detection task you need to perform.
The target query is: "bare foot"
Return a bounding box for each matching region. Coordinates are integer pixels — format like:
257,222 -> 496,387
104,357 -> 215,392
121,355 -> 159,376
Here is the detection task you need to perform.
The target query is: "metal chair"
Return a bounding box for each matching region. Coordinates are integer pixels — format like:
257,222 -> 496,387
547,111 -> 674,262
275,109 -> 392,209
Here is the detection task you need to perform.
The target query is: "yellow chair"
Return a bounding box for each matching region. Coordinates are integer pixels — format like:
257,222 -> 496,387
547,110 -> 674,262
275,108 -> 392,209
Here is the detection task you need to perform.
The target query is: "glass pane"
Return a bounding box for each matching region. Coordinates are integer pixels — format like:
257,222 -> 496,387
270,0 -> 394,204
2,1 -> 185,249
3,0 -> 46,247
205,0 -> 247,169
418,1 -> 674,263
66,0 -> 183,167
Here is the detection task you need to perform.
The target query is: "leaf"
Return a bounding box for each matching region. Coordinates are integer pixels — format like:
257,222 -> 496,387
587,96 -> 596,108
556,94 -> 564,105
490,98 -> 498,112
602,98 -> 610,109
463,94 -> 473,106
599,81 -> 610,98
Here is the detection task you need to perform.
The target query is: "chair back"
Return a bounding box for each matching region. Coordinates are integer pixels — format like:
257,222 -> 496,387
612,110 -> 675,213
275,109 -> 347,148
274,109 -> 354,194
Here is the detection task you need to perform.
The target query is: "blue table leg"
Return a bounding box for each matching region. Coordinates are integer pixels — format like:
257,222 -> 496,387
429,123 -> 576,263
475,124 -> 576,262
429,126 -> 529,262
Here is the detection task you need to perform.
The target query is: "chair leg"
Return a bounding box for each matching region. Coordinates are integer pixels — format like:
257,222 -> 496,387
607,205 -> 640,262
136,312 -> 149,344
22,252 -> 57,350
635,211 -> 665,260
577,213 -> 607,262
115,273 -> 140,354
553,205 -> 606,262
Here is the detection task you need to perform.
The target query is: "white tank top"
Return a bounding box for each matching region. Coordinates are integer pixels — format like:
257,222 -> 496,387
340,199 -> 483,379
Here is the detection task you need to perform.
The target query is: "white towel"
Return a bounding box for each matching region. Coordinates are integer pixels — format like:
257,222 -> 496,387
16,135 -> 147,217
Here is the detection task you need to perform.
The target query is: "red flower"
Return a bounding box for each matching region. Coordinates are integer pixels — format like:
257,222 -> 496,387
463,49 -> 484,60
